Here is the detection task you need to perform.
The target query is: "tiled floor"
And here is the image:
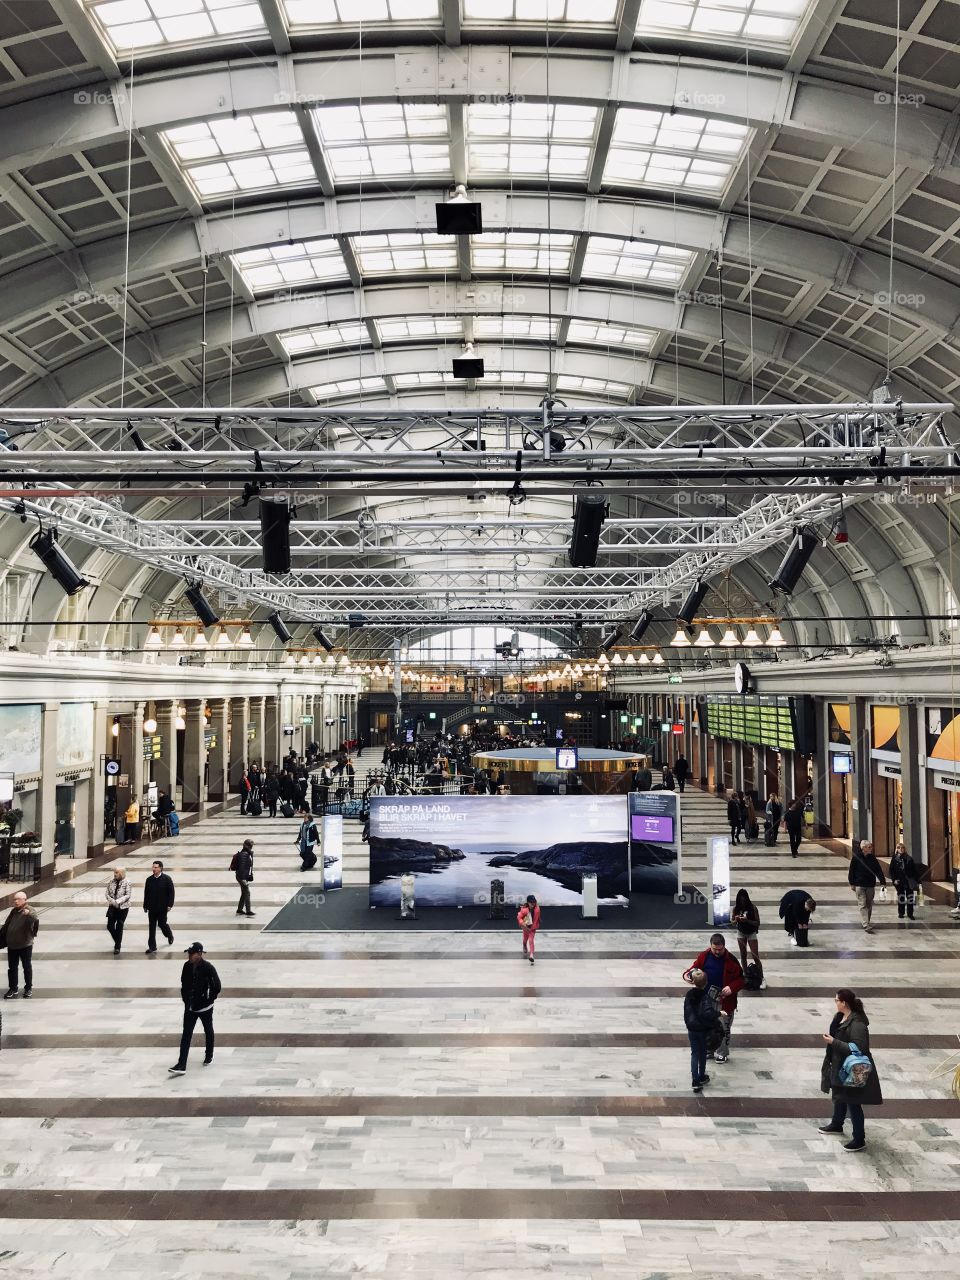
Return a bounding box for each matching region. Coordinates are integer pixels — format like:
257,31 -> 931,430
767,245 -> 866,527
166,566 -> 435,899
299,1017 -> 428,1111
2,777 -> 959,1276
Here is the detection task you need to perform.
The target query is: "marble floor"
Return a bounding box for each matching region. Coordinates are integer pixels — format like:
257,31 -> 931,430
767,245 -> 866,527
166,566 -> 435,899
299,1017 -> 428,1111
2,777 -> 959,1277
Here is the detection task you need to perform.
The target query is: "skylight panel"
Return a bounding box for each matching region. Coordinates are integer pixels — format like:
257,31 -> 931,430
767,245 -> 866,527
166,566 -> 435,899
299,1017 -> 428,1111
604,108 -> 750,193
636,0 -> 808,48
394,372 -> 456,388
86,0 -> 267,53
473,316 -> 558,341
312,104 -> 451,183
161,112 -> 314,198
376,317 -> 464,342
582,236 -> 693,286
567,320 -> 654,350
312,376 -> 388,401
556,374 -> 632,398
353,233 -> 458,275
467,103 -> 599,180
471,232 -> 575,274
462,0 -> 618,22
231,239 -> 347,293
280,324 -> 368,356
284,0 -> 440,26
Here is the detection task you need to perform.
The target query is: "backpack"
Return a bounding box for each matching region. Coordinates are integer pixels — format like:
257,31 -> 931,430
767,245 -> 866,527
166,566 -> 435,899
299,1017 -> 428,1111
229,851 -> 239,871
839,1043 -> 873,1088
744,958 -> 764,991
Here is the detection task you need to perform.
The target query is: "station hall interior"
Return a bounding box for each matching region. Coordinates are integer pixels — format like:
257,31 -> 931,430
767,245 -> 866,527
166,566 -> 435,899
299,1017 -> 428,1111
4,0 -> 960,1275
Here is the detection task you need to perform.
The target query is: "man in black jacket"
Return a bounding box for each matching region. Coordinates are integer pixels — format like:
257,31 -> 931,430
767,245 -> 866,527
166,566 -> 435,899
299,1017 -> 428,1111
169,942 -> 221,1073
848,839 -> 887,933
779,889 -> 817,946
143,859 -> 175,954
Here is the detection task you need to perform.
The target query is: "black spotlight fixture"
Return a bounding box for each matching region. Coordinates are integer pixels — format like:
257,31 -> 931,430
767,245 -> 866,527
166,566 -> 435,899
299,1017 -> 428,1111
601,627 -> 621,652
313,626 -> 334,652
768,526 -> 818,594
568,492 -> 607,567
677,579 -> 708,627
259,496 -> 291,574
435,184 -> 483,236
268,611 -> 292,644
30,527 -> 88,596
629,609 -> 653,643
184,582 -> 219,628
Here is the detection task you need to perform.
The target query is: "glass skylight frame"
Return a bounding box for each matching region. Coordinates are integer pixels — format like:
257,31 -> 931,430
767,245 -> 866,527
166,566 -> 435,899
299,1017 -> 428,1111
230,239 -> 348,295
556,373 -> 633,399
375,317 -> 465,343
566,319 -> 655,351
393,371 -> 457,389
471,232 -> 575,275
161,112 -> 314,199
473,316 -> 558,342
312,375 -> 389,401
283,0 -> 441,28
467,103 -> 600,182
280,323 -> 369,357
85,0 -> 267,55
581,235 -> 694,286
352,233 -> 459,276
636,0 -> 809,50
462,0 -> 619,25
604,108 -> 751,194
312,104 -> 452,184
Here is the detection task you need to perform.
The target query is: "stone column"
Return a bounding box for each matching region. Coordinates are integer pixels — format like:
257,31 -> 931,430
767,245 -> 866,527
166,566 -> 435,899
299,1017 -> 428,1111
87,699 -> 111,854
153,700 -> 179,808
229,697 -> 249,795
253,695 -> 266,766
900,701 -> 925,858
182,699 -> 205,812
264,695 -> 280,768
37,701 -> 59,875
73,777 -> 90,862
849,697 -> 871,844
207,698 -> 229,801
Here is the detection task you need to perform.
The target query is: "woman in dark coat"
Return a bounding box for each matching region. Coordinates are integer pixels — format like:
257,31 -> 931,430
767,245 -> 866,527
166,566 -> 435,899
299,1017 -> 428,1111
889,841 -> 920,921
819,987 -> 882,1151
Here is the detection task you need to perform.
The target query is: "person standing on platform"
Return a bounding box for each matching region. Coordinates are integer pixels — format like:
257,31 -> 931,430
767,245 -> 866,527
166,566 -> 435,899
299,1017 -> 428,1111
263,772 -> 280,819
779,889 -> 816,946
296,810 -> 319,871
518,894 -> 540,964
889,841 -> 920,921
784,798 -> 804,858
143,859 -> 175,954
818,988 -> 882,1152
674,754 -> 689,793
683,967 -> 722,1092
105,866 -> 132,955
168,942 -> 221,1074
732,888 -> 764,985
727,793 -> 742,844
239,769 -> 252,816
682,934 -> 744,1063
764,793 -> 782,845
233,838 -> 255,917
848,840 -> 886,933
1,891 -> 39,998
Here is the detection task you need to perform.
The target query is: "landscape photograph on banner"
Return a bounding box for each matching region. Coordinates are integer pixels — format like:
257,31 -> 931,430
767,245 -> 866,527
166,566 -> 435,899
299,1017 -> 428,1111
368,794 -> 629,908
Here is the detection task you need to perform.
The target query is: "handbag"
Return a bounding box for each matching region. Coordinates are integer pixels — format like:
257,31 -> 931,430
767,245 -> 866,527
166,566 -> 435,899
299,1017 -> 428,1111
839,1042 -> 873,1088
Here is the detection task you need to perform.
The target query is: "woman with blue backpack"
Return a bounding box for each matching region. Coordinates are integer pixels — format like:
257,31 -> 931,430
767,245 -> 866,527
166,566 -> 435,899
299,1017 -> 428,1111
818,987 -> 883,1151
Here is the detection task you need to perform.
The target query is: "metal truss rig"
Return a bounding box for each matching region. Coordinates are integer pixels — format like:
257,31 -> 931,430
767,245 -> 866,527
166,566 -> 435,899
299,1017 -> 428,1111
0,403 -> 953,625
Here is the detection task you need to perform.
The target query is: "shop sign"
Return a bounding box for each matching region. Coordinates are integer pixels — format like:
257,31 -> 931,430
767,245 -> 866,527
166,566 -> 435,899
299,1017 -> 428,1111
142,734 -> 162,760
878,761 -> 902,779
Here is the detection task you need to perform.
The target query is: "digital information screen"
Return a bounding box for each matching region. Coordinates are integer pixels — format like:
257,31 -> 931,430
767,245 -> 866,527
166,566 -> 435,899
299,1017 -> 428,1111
701,695 -> 806,752
832,753 -> 853,775
630,813 -> 675,843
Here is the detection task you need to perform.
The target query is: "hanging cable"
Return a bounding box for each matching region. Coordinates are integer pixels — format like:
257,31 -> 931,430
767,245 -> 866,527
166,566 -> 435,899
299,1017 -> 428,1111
744,41 -> 756,403
118,51 -> 135,409
885,0 -> 902,378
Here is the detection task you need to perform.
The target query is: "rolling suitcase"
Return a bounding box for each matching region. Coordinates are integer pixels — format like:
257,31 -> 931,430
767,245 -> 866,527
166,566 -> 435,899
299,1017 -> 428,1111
249,797 -> 262,817
281,801 -> 295,818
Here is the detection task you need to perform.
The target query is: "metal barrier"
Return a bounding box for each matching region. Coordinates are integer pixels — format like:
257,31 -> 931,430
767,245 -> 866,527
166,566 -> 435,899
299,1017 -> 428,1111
0,841 -> 41,883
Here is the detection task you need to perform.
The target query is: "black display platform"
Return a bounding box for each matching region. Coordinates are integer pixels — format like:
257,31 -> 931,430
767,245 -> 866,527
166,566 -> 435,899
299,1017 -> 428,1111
264,884 -> 708,932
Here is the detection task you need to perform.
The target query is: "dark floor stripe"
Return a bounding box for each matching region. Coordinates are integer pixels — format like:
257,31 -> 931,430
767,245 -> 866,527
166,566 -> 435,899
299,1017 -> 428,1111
1,1188 -> 956,1220
1,1031 -> 950,1049
16,985 -> 960,999
2,1095 -> 955,1120
35,947 -> 960,962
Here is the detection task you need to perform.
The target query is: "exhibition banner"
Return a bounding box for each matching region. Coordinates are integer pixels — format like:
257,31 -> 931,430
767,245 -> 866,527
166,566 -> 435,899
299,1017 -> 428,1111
368,794 -> 629,908
321,814 -> 343,891
628,791 -> 681,896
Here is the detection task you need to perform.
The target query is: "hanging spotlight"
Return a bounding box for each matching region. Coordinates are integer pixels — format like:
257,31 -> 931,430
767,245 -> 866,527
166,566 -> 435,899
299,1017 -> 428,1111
184,582 -> 219,627
268,612 -> 292,645
670,627 -> 691,647
601,627 -> 621,652
768,526 -> 818,594
30,528 -> 88,596
629,610 -> 653,643
144,625 -> 162,650
143,716 -> 158,735
569,493 -> 607,567
313,627 -> 335,652
719,627 -> 739,648
237,626 -> 254,648
169,627 -> 186,650
676,579 -> 708,627
260,497 -> 292,574
742,627 -> 763,647
768,626 -> 787,648
693,627 -> 715,648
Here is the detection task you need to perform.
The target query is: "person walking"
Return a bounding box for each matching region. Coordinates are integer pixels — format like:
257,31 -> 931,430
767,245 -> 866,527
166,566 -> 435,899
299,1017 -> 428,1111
818,988 -> 883,1152
143,859 -> 175,954
518,894 -> 540,964
732,888 -> 764,985
779,889 -> 817,946
674,754 -> 689,793
889,840 -> 920,922
295,811 -> 319,871
683,967 -> 722,1092
105,865 -> 132,954
682,933 -> 744,1063
168,942 -> 221,1074
848,840 -> 887,933
784,798 -> 804,858
1,890 -> 39,998
239,769 -> 251,816
726,793 -> 742,845
233,838 -> 255,917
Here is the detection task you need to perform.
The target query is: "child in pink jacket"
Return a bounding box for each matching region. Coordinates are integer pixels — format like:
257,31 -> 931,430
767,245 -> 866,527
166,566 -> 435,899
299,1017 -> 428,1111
517,895 -> 541,964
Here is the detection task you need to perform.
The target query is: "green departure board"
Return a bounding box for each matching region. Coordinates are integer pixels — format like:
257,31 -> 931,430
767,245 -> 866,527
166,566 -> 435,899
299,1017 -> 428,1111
702,695 -> 799,752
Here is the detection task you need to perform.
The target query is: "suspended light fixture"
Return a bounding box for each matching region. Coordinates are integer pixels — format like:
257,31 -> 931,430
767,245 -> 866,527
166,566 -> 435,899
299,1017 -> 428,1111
174,709 -> 186,731
625,653 -> 636,665
670,628 -> 691,647
339,654 -> 350,667
373,664 -> 382,676
215,627 -> 232,650
719,627 -> 739,648
237,626 -> 254,648
611,652 -> 623,665
284,653 -> 296,667
191,628 -> 208,650
743,627 -> 763,647
300,654 -> 311,667
144,625 -> 162,650
313,653 -> 324,666
768,626 -> 787,648
169,627 -> 186,650
639,652 -> 650,665
325,655 -> 336,668
143,716 -> 158,735
111,718 -> 120,737
693,627 -> 715,648
652,651 -> 664,665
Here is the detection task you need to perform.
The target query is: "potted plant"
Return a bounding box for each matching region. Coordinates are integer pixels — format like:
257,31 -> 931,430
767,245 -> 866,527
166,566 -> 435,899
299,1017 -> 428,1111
0,807 -> 22,837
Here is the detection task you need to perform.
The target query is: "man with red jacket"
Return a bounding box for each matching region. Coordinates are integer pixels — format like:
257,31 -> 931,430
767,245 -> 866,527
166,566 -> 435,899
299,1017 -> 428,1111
682,933 -> 745,1063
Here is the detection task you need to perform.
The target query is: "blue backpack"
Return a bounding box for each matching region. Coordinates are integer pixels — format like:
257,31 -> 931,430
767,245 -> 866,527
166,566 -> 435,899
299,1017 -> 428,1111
839,1042 -> 873,1088
167,812 -> 180,837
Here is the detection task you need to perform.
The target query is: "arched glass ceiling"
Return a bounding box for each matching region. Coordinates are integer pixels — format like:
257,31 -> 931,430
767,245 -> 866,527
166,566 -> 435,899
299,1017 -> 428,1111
405,626 -> 561,665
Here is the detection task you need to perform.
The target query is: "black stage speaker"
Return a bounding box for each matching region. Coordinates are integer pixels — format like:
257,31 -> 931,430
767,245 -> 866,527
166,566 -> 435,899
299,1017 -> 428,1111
677,579 -> 708,626
435,201 -> 483,235
452,356 -> 484,379
769,526 -> 818,594
185,583 -> 219,627
569,493 -> 607,567
268,611 -> 292,644
260,497 -> 291,574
